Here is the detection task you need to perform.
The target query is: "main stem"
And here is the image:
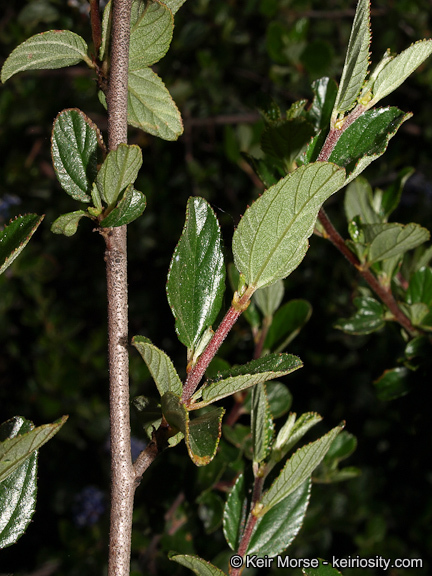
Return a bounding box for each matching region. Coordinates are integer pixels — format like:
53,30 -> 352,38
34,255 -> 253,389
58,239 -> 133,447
105,1 -> 134,575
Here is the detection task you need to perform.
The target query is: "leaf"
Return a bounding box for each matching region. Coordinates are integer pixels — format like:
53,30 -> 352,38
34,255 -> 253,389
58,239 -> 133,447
324,431 -> 357,462
259,424 -> 343,515
223,473 -> 246,550
332,0 -> 370,115
344,177 -> 379,225
373,367 -> 410,401
366,223 -> 430,263
272,412 -> 323,464
197,491 -> 224,533
264,382 -> 292,419
0,214 -> 44,275
367,40 -> 432,108
163,0 -> 187,15
0,415 -> 67,484
166,197 -> 225,351
247,478 -> 311,557
406,267 -> 432,307
232,163 -> 346,289
50,210 -> 91,236
334,296 -> 385,335
129,0 -> 173,70
328,107 -> 411,184
96,144 -> 142,206
253,280 -> 284,318
306,77 -> 338,132
0,418 -> 37,549
261,119 -> 316,168
192,354 -> 302,408
251,383 -> 273,464
100,185 -> 146,227
303,560 -> 344,576
380,167 -> 414,220
51,108 -> 101,203
170,554 -> 227,576
132,336 -> 183,397
264,299 -> 312,352
1,30 -> 90,82
128,67 -> 183,140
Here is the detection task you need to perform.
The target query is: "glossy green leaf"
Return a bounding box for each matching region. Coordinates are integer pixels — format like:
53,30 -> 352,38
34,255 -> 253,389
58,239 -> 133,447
96,144 -> 142,206
51,108 -> 101,202
50,210 -> 91,236
344,177 -> 379,225
272,412 -> 323,464
251,383 -> 273,464
332,0 -> 370,115
129,0 -> 173,71
306,77 -> 338,132
406,267 -> 432,307
366,223 -> 430,263
0,415 -> 67,484
0,214 -> 44,275
192,354 -> 302,408
329,108 -> 411,184
261,119 -> 315,168
334,296 -> 385,335
128,67 -> 183,140
253,280 -> 284,318
1,30 -> 90,82
259,424 -> 343,515
100,185 -> 146,227
170,554 -> 227,576
366,40 -> 432,108
166,197 -> 225,351
232,163 -> 346,289
0,418 -> 37,549
132,336 -> 182,397
247,478 -> 311,556
374,367 -> 410,401
264,299 -> 312,352
223,472 -> 246,550
303,560 -> 343,576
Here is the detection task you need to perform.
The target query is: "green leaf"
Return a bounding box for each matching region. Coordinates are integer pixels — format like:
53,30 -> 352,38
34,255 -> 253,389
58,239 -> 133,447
0,415 -> 67,484
366,40 -> 432,108
223,473 -> 246,551
366,223 -> 430,263
0,214 -> 44,275
380,167 -> 414,220
306,77 -> 338,132
344,177 -> 379,225
272,412 -> 323,464
128,67 -> 183,140
1,30 -> 90,82
51,108 -> 101,202
332,0 -> 370,116
264,382 -> 292,419
329,107 -> 411,184
303,560 -> 343,576
247,478 -> 311,556
163,0 -> 187,15
129,0 -> 173,70
406,267 -> 432,307
259,424 -> 343,515
170,554 -> 227,576
232,163 -> 346,289
96,144 -> 142,206
324,431 -> 357,462
132,396 -> 163,440
261,118 -> 315,169
192,354 -> 302,408
166,197 -> 225,351
334,296 -> 385,335
251,383 -> 273,464
132,336 -> 182,397
50,210 -> 91,236
264,299 -> 312,352
374,367 -> 410,401
0,418 -> 37,549
253,280 -> 284,318
100,185 -> 146,227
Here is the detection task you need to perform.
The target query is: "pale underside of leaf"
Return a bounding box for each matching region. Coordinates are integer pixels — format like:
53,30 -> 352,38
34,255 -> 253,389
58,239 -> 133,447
132,336 -> 182,397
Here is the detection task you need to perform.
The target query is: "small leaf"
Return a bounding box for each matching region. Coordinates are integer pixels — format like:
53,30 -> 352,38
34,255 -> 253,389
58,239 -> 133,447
374,367 -> 410,401
51,108 -> 101,202
251,383 -> 274,464
264,299 -> 312,352
50,210 -> 90,236
261,118 -> 315,169
0,415 -> 67,484
303,560 -> 343,576
100,185 -> 146,227
332,0 -> 370,115
170,554 -> 227,576
1,30 -> 90,82
306,77 -> 338,132
264,382 -> 292,419
380,167 -> 414,220
272,412 -> 323,464
232,163 -> 346,289
406,267 -> 432,307
253,280 -> 284,318
132,396 -> 163,440
0,418 -> 37,549
247,478 -> 311,557
366,223 -> 430,263
96,144 -> 142,206
334,296 -> 385,335
259,424 -> 343,515
223,473 -> 246,550
166,197 -> 225,351
163,0 -> 187,15
324,431 -> 357,462
129,0 -> 173,70
0,214 -> 44,275
128,67 -> 183,140
192,354 -> 302,408
132,336 -> 182,397
344,177 -> 379,225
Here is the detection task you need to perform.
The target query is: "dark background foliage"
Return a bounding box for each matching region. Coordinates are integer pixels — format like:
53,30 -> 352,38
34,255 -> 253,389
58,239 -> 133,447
1,0 -> 432,574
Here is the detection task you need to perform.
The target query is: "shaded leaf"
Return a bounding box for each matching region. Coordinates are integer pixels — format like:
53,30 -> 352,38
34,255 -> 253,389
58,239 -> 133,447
223,473 -> 246,550
0,214 -> 44,275
163,0 -> 187,15
380,167 -> 414,220
306,77 -> 338,132
197,491 -> 224,534
251,383 -> 273,464
374,367 -> 410,401
261,118 -> 315,168
232,163 -> 346,289
366,223 -> 430,263
51,108 -> 101,202
132,336 -> 182,397
324,431 -> 357,462
100,185 -> 146,227
272,412 -> 323,464
406,267 -> 432,307
96,144 -> 142,206
334,296 -> 385,335
166,197 -> 225,351
264,299 -> 312,352
253,280 -> 284,318
303,560 -> 343,576
51,211 -> 90,236
264,382 -> 292,419
344,177 -> 379,225
170,554 -> 227,576
1,30 -> 90,82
